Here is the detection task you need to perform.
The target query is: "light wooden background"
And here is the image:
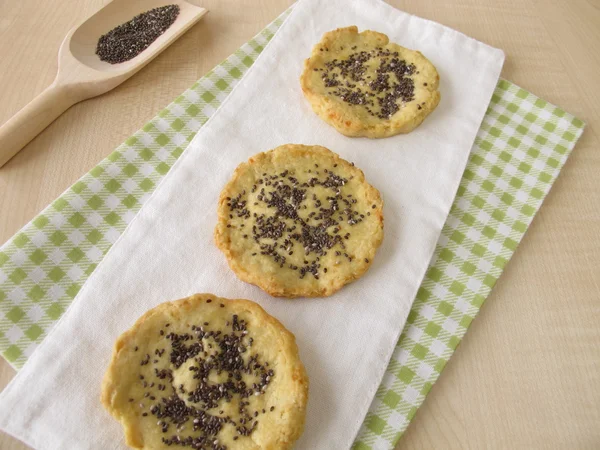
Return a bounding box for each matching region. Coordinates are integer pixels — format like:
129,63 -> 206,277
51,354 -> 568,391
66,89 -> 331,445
1,0 -> 599,448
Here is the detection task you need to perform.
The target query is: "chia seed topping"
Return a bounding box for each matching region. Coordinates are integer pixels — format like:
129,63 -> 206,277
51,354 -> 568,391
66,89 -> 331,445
225,166 -> 369,279
318,46 -> 417,119
132,314 -> 275,449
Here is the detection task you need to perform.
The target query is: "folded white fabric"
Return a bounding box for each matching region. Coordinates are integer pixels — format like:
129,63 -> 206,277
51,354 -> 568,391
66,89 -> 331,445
0,0 -> 503,448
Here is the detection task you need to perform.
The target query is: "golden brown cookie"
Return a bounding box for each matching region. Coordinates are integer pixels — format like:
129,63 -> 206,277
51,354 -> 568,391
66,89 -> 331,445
215,144 -> 384,298
101,294 -> 308,450
300,26 -> 440,138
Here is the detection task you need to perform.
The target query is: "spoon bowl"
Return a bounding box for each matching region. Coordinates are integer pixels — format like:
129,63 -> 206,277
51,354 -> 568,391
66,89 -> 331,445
0,0 -> 207,167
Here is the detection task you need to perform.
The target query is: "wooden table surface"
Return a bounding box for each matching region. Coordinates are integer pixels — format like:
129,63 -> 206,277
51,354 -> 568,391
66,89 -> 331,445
1,0 -> 599,448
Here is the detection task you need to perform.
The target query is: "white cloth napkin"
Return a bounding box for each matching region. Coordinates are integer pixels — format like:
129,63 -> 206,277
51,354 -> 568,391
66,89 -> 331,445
0,0 -> 503,448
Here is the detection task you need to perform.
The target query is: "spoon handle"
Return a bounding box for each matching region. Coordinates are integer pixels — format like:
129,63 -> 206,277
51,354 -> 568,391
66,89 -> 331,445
0,81 -> 78,168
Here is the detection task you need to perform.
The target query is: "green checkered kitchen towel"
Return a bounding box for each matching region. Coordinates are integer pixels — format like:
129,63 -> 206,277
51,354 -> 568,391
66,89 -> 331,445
0,8 -> 584,450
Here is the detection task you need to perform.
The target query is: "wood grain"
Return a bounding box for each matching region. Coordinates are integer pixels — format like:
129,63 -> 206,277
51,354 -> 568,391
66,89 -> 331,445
0,0 -> 207,167
1,0 -> 599,449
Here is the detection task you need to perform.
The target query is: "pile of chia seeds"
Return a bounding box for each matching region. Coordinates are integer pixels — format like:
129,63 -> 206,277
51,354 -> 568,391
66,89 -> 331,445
131,305 -> 275,449
96,4 -> 180,64
316,46 -> 425,119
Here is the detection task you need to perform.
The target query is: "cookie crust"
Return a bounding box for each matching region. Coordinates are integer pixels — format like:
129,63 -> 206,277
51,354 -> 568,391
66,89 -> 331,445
215,144 -> 384,298
300,26 -> 440,138
101,293 -> 308,449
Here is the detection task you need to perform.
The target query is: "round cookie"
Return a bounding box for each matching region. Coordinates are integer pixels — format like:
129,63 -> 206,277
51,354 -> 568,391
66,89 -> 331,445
101,294 -> 308,450
215,144 -> 384,298
300,26 -> 440,138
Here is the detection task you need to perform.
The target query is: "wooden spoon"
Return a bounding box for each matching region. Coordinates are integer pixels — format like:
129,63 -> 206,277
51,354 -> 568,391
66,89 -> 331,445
0,0 -> 207,168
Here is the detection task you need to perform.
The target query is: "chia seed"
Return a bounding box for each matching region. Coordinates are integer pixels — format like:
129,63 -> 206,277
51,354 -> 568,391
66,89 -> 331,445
134,315 -> 275,449
225,165 -> 373,279
317,46 -> 417,119
96,5 -> 180,64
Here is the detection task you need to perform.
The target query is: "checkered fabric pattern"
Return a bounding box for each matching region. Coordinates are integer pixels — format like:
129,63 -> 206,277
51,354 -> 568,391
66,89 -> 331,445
0,8 -> 584,449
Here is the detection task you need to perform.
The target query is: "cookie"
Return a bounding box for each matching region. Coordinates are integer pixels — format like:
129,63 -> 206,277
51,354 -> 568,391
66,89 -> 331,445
101,294 -> 308,449
300,26 -> 440,138
215,144 -> 384,298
